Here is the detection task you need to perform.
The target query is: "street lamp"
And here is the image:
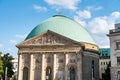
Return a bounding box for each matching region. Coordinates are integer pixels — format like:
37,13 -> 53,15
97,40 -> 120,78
5,67 -> 7,80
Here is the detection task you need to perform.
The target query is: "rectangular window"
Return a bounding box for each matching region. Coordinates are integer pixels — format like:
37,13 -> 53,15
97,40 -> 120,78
117,57 -> 120,65
92,60 -> 95,79
116,42 -> 120,49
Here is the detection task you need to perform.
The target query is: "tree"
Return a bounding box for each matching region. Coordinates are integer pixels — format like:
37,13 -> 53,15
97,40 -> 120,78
103,62 -> 111,80
0,52 -> 4,79
1,53 -> 14,80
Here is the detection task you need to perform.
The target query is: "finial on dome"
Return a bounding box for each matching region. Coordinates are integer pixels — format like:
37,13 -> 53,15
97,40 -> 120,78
58,11 -> 62,15
56,8 -> 63,15
53,9 -> 66,17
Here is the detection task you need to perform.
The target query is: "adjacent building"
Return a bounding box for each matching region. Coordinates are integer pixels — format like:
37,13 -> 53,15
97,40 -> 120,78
12,58 -> 18,79
17,15 -> 99,80
12,58 -> 18,73
99,48 -> 110,79
107,23 -> 120,80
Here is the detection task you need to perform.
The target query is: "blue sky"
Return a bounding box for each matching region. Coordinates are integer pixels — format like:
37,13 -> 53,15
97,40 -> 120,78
0,0 -> 120,57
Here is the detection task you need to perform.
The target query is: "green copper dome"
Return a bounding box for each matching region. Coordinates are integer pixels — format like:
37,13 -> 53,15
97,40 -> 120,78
25,15 -> 96,45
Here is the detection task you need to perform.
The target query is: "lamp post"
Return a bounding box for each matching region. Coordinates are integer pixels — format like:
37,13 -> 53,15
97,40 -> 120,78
5,67 -> 7,80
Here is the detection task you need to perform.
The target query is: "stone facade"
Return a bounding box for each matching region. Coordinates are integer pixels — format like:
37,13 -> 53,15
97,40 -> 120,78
82,51 -> 99,80
107,23 -> 120,80
17,30 -> 99,80
99,48 -> 110,79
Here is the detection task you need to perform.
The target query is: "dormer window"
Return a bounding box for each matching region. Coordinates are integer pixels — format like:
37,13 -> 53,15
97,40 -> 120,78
117,57 -> 120,65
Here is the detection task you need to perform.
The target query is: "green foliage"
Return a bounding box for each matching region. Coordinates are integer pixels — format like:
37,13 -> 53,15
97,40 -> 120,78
0,52 -> 4,78
13,75 -> 17,80
1,53 -> 14,79
103,62 -> 111,80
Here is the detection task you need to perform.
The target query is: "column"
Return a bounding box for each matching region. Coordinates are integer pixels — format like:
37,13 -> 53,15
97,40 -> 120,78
41,54 -> 45,80
65,53 -> 68,80
30,54 -> 34,80
53,53 -> 56,80
77,53 -> 82,80
18,54 -> 23,80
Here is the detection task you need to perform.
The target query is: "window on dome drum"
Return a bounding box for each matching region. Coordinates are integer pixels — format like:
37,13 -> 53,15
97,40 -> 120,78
92,60 -> 95,79
116,42 -> 120,49
117,57 -> 120,65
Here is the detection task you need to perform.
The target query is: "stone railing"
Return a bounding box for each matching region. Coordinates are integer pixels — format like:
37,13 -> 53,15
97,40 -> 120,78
109,29 -> 120,34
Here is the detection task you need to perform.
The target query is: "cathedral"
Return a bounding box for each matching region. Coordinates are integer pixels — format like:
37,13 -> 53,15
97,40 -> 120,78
17,15 -> 99,80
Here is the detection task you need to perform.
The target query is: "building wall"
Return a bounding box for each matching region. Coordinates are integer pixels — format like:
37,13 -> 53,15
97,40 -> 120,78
108,23 -> 120,80
17,31 -> 99,80
99,48 -> 110,79
99,59 -> 110,79
109,34 -> 120,80
18,52 -> 83,80
12,58 -> 18,73
82,51 -> 99,80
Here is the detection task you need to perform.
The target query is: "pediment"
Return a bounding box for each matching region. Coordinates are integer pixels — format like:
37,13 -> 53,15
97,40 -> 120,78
17,30 -> 80,47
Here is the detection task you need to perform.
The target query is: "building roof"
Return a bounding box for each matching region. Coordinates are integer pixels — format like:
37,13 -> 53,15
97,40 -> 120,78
25,15 -> 96,45
99,48 -> 110,58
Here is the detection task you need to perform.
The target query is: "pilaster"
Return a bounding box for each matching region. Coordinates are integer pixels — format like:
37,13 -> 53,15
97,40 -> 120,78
41,54 -> 45,80
53,53 -> 56,80
77,53 -> 82,80
30,54 -> 34,80
65,53 -> 68,80
18,54 -> 22,80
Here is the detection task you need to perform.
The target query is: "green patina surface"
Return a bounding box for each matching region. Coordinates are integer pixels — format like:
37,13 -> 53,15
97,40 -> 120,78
25,15 -> 96,45
99,48 -> 110,57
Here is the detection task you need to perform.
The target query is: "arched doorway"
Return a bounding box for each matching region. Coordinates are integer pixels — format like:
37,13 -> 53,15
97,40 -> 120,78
69,67 -> 76,80
23,67 -> 29,80
46,66 -> 52,80
34,67 -> 40,80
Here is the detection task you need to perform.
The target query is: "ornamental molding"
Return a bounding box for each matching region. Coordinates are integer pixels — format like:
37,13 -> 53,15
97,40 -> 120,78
17,30 -> 81,47
18,46 -> 81,53
17,31 -> 82,54
22,54 -> 30,68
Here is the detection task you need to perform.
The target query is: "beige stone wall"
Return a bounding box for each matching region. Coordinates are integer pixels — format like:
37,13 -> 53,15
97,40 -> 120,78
17,31 -> 99,80
18,52 -> 83,80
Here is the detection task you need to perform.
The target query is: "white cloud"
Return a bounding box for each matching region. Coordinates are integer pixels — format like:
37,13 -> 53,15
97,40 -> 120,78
0,44 -> 3,48
87,11 -> 120,47
76,10 -> 91,19
9,40 -> 18,44
111,12 -> 120,19
108,12 -> 120,23
44,0 -> 81,10
88,11 -> 120,34
87,6 -> 103,11
74,11 -> 120,48
15,34 -> 27,39
74,16 -> 86,27
74,9 -> 91,26
7,48 -> 11,51
33,4 -> 47,12
87,16 -> 109,34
